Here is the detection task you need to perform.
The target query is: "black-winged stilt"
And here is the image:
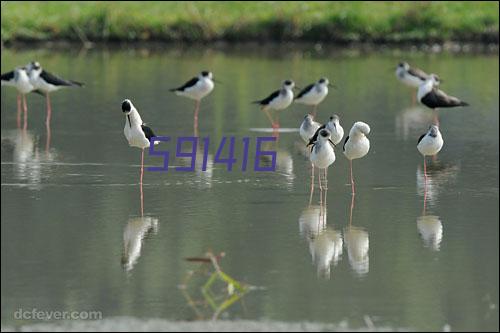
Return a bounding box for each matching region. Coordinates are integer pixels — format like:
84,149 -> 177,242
343,121 -> 371,194
417,74 -> 468,125
122,99 -> 158,216
1,66 -> 34,129
294,77 -> 333,116
252,80 -> 295,128
27,61 -> 84,128
417,125 -> 444,181
170,71 -> 216,136
309,128 -> 336,205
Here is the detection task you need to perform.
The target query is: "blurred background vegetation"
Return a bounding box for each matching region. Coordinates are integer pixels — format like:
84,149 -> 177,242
1,1 -> 498,45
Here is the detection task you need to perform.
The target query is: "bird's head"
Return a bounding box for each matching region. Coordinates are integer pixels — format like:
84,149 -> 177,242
398,62 -> 410,70
428,125 -> 440,137
319,128 -> 331,140
329,114 -> 340,123
200,70 -> 213,79
351,121 -> 371,136
283,79 -> 295,89
121,99 -> 133,115
318,77 -> 329,85
429,74 -> 442,86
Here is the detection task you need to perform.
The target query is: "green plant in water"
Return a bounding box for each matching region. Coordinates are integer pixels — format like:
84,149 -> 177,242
179,251 -> 253,320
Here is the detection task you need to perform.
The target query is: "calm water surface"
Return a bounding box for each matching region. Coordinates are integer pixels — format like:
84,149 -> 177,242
1,46 -> 499,331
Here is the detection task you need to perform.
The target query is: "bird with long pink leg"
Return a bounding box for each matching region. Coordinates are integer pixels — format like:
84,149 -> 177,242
253,80 -> 295,129
343,122 -> 371,195
122,99 -> 158,216
170,71 -> 216,136
417,125 -> 444,183
1,66 -> 34,129
27,61 -> 84,128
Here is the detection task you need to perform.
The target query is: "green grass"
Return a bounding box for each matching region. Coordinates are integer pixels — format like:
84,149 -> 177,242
1,1 -> 498,44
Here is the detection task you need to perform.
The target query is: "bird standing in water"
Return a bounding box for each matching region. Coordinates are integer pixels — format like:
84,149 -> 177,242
417,125 -> 444,181
170,71 -> 216,136
253,80 -> 295,128
343,122 -> 371,195
122,99 -> 158,216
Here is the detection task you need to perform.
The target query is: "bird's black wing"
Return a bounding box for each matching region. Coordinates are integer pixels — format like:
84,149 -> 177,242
40,70 -> 82,87
1,71 -> 14,82
407,67 -> 429,81
295,83 -> 315,100
141,124 -> 156,141
252,89 -> 280,105
170,77 -> 198,92
307,124 -> 326,146
417,133 -> 425,145
342,135 -> 349,152
422,87 -> 468,108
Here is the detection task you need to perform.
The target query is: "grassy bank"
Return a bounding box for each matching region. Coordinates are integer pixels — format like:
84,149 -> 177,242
1,1 -> 498,45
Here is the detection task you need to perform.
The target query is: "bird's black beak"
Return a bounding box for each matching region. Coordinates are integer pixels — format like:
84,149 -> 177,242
328,83 -> 337,90
328,139 -> 336,147
127,115 -> 131,128
213,78 -> 222,84
293,86 -> 301,91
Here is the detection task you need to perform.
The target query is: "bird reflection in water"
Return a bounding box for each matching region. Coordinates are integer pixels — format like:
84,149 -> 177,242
395,105 -> 435,141
1,129 -> 58,190
260,139 -> 295,190
175,139 -> 214,189
299,204 -> 342,280
415,162 -> 458,251
343,195 -> 369,277
122,216 -> 159,272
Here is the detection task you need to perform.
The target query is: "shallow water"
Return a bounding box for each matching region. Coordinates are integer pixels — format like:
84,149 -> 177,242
1,46 -> 499,331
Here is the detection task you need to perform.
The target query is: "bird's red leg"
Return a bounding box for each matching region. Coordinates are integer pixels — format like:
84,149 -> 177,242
22,94 -> 28,130
16,94 -> 21,128
350,159 -> 355,195
309,163 -> 315,206
46,93 -> 52,127
140,149 -> 145,217
193,100 -> 200,137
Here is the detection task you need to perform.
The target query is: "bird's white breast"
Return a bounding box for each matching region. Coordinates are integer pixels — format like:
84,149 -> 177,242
296,85 -> 328,105
417,133 -> 443,156
269,89 -> 293,110
178,78 -> 214,100
310,141 -> 336,169
299,121 -> 320,143
344,135 -> 370,160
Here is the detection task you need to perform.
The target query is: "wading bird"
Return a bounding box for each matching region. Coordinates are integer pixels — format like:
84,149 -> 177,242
417,125 -> 444,181
343,122 -> 371,195
417,74 -> 468,125
1,66 -> 34,129
310,128 -> 336,205
170,71 -> 216,135
308,114 -> 344,147
122,99 -> 158,215
27,61 -> 84,127
252,80 -> 295,128
294,78 -> 333,116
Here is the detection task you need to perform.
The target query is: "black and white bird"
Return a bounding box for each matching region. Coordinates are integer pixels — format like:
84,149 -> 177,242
308,114 -> 344,147
343,122 -> 371,195
395,62 -> 432,88
299,114 -> 320,143
310,128 -> 336,200
122,99 -> 158,194
27,61 -> 84,127
1,66 -> 34,129
253,80 -> 295,128
294,77 -> 333,115
417,74 -> 468,125
170,70 -> 215,134
417,125 -> 444,180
